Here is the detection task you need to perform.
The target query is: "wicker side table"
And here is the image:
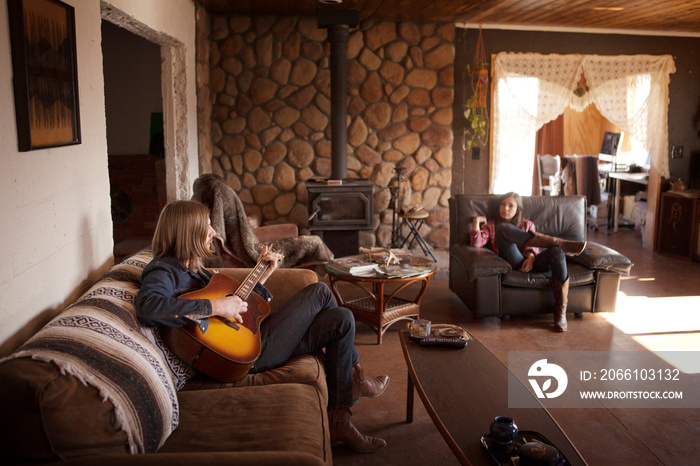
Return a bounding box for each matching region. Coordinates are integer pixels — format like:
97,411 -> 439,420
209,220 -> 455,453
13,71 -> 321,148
325,258 -> 436,344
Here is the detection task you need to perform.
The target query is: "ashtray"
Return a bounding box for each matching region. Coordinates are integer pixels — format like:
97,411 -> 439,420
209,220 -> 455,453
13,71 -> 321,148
480,430 -> 568,466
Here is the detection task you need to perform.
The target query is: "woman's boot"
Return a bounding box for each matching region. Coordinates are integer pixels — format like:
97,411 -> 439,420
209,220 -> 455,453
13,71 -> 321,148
525,232 -> 586,256
352,363 -> 389,402
328,408 -> 386,452
551,278 -> 569,332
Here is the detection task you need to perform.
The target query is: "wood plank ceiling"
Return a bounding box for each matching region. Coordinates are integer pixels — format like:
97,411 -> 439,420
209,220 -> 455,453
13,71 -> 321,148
195,0 -> 700,35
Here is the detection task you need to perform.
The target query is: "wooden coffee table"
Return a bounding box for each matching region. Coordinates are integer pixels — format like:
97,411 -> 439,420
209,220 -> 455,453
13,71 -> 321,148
400,331 -> 586,465
326,258 -> 435,344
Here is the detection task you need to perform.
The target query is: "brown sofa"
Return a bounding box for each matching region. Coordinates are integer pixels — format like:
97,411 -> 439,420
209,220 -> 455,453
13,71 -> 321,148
0,249 -> 332,465
449,194 -> 633,319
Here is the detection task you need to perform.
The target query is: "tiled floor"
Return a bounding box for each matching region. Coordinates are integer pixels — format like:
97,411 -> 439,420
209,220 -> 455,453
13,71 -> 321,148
332,227 -> 700,465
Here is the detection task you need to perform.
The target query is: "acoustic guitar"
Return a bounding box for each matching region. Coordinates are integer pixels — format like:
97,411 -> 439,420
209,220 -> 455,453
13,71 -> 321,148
161,257 -> 272,383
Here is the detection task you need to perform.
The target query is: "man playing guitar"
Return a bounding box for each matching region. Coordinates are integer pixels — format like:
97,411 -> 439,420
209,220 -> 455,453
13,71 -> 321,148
136,200 -> 389,453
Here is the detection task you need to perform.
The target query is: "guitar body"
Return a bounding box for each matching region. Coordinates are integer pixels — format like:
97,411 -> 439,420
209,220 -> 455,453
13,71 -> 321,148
161,273 -> 270,383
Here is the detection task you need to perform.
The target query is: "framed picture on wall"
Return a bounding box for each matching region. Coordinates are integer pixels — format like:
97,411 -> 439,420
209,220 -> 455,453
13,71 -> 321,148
7,0 -> 81,151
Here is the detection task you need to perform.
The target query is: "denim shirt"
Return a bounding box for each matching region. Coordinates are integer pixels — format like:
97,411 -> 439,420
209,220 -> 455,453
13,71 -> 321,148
135,254 -> 272,328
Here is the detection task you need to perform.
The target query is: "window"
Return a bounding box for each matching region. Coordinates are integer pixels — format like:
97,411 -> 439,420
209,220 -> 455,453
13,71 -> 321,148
490,53 -> 674,193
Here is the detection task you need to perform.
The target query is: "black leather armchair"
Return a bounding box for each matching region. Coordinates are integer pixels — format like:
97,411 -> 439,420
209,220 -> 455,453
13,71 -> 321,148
449,194 -> 633,319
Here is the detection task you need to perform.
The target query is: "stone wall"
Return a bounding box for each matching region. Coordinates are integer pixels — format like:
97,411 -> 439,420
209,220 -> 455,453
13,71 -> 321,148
196,10 -> 454,248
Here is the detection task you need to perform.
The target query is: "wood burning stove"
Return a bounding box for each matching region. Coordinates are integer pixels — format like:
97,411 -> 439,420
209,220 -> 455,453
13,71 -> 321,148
307,181 -> 374,230
307,180 -> 374,257
305,8 -> 373,257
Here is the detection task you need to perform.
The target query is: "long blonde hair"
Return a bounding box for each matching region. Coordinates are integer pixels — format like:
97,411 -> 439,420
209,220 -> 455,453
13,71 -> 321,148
152,200 -> 216,270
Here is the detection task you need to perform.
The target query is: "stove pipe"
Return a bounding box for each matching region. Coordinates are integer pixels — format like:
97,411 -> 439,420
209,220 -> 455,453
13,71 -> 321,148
318,8 -> 359,181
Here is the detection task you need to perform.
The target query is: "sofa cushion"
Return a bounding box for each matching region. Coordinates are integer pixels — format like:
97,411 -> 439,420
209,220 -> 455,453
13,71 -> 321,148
501,262 -> 596,288
0,248 -> 179,457
160,384 -> 331,465
182,354 -> 328,406
211,268 -> 320,313
0,358 -> 130,462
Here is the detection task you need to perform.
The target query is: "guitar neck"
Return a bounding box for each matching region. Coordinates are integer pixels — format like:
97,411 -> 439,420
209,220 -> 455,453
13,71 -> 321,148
234,259 -> 270,300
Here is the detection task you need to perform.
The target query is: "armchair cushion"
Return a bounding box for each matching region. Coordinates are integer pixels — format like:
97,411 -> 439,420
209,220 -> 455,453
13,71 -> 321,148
501,263 -> 595,288
450,243 -> 511,280
570,241 -> 633,275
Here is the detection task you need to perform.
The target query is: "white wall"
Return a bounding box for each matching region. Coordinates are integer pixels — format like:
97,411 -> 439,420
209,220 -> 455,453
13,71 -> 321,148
0,0 -> 198,350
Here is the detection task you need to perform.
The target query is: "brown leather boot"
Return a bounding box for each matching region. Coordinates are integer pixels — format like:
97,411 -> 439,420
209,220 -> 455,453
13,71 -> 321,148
551,278 -> 569,332
352,363 -> 389,402
525,232 -> 586,256
328,408 -> 386,452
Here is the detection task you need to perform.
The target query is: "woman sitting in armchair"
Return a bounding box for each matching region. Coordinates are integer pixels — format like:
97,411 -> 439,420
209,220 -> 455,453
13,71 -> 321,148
469,192 -> 586,332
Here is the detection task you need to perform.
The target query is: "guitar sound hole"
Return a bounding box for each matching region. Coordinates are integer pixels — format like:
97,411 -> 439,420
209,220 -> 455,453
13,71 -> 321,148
226,293 -> 234,297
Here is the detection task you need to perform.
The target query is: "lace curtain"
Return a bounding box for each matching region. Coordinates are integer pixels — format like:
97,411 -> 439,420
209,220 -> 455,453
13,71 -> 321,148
491,53 -> 676,195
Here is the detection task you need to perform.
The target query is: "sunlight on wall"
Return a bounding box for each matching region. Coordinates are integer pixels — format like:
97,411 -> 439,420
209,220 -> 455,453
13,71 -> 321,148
601,292 -> 700,373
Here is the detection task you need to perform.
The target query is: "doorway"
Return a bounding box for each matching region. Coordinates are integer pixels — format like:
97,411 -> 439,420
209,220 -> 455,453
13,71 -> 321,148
102,20 -> 166,260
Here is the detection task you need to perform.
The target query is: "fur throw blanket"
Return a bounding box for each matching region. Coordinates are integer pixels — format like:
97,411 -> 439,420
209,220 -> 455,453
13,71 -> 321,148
192,174 -> 334,268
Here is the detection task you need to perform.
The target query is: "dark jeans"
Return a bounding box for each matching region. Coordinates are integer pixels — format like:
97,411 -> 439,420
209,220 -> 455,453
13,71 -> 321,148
496,223 -> 568,283
252,282 -> 359,409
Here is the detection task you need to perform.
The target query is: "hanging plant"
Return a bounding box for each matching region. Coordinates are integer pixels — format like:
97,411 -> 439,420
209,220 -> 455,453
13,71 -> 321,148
464,66 -> 489,150
465,27 -> 489,151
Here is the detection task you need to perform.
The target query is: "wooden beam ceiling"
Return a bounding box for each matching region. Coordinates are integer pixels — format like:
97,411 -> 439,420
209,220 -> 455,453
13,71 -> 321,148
195,0 -> 700,35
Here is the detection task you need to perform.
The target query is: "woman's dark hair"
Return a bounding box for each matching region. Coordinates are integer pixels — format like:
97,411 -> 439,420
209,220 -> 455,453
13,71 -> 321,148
493,192 -> 524,227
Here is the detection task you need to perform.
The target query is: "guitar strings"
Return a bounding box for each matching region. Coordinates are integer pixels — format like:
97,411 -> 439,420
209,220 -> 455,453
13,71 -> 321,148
233,246 -> 282,300
234,260 -> 269,300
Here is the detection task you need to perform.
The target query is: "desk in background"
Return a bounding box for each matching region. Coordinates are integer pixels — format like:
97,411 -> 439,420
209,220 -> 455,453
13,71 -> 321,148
608,172 -> 648,232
